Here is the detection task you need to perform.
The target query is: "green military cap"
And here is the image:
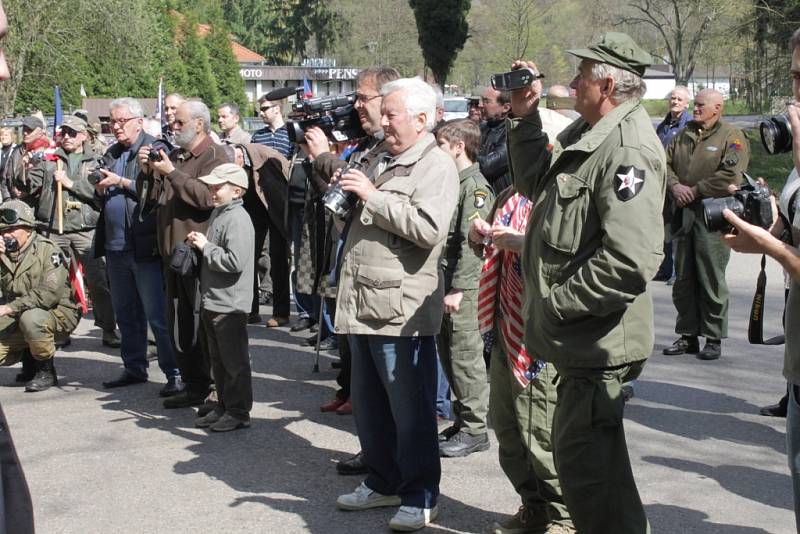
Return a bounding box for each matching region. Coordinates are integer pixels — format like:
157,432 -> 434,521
61,115 -> 88,134
566,32 -> 651,77
0,199 -> 36,230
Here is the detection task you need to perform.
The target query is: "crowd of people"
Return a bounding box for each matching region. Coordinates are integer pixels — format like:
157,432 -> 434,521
1,14 -> 800,533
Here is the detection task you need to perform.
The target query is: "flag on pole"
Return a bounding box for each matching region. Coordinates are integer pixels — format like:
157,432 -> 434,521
156,77 -> 166,128
79,84 -> 87,98
53,86 -> 63,138
303,77 -> 313,98
68,258 -> 88,314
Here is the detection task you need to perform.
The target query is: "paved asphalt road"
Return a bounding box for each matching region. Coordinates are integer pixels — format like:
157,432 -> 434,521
0,249 -> 794,534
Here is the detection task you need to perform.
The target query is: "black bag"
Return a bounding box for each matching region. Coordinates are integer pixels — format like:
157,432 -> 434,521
169,242 -> 199,277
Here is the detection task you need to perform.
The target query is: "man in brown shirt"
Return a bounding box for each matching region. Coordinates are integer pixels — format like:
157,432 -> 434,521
138,100 -> 231,409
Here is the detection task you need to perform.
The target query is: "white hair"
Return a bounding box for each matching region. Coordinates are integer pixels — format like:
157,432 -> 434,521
381,77 -> 437,131
669,85 -> 689,100
590,63 -> 646,103
183,99 -> 211,134
109,97 -> 145,118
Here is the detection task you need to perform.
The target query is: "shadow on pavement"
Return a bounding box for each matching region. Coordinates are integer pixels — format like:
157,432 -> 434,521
647,503 -> 775,534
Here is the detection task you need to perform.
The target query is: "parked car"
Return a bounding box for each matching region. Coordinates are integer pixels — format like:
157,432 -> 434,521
443,97 -> 469,121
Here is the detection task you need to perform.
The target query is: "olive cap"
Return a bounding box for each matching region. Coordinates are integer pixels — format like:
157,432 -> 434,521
566,32 -> 651,77
0,199 -> 36,229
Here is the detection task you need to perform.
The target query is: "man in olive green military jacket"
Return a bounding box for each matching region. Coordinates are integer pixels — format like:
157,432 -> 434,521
24,115 -> 119,349
663,89 -> 750,360
507,33 -> 665,534
0,199 -> 81,392
434,119 -> 494,458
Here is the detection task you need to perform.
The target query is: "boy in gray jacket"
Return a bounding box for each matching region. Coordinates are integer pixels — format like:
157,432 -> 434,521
187,163 -> 255,432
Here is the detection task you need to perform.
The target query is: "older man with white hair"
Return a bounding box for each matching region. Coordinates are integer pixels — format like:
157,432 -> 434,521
334,77 -> 459,532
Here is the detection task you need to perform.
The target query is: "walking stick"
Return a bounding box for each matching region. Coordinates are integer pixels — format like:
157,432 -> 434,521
313,302 -> 324,373
56,160 -> 63,234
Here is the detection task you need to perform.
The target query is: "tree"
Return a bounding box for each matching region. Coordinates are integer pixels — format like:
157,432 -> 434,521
176,15 -> 220,108
203,8 -> 248,109
408,0 -> 471,87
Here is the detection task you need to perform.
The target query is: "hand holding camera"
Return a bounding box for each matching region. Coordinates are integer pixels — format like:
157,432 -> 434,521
94,169 -> 127,195
507,61 -> 544,119
304,126 -> 331,160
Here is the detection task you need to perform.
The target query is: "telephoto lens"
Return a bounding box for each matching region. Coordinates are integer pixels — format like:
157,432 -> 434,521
759,114 -> 792,155
322,160 -> 367,219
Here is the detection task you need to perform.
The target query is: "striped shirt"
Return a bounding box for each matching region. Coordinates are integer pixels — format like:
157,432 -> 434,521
251,125 -> 294,159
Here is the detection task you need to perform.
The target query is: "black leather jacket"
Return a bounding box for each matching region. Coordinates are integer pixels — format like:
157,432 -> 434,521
479,118 -> 511,191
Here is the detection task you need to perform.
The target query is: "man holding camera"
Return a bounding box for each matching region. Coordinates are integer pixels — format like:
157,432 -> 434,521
663,89 -> 750,360
722,28 -> 800,528
507,33 -> 665,533
93,98 -> 182,396
22,115 -> 119,349
0,199 -> 80,392
333,77 -> 458,532
139,100 -> 231,409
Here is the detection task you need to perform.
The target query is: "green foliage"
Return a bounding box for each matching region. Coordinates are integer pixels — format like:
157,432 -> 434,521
176,15 -> 220,108
408,0 -> 471,87
203,8 -> 248,110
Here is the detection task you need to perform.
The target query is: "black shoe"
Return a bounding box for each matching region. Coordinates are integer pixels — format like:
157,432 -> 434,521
438,424 -> 459,443
290,317 -> 314,332
162,391 -> 206,409
247,314 -> 262,325
336,452 -> 368,475
310,323 -> 319,333
159,375 -> 185,397
653,272 -> 671,282
439,431 -> 490,458
102,330 -> 122,348
331,360 -> 342,370
305,334 -> 328,347
663,336 -> 699,356
622,384 -> 635,403
697,340 -> 721,361
25,359 -> 58,392
13,351 -> 36,385
196,389 -> 219,416
55,338 -> 71,349
103,371 -> 147,389
318,337 -> 338,351
760,395 -> 788,417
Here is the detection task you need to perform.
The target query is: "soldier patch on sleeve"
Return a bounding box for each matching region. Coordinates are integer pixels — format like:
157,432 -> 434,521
50,253 -> 62,267
474,191 -> 488,208
724,153 -> 739,167
614,166 -> 645,201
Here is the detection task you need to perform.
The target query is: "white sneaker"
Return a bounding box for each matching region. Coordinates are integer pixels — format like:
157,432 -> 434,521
336,482 -> 401,511
389,504 -> 439,531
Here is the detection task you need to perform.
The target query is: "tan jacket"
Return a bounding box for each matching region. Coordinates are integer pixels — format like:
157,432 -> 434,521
334,133 -> 459,337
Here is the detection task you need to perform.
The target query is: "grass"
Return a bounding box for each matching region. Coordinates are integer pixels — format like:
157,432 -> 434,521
745,129 -> 793,191
642,99 -> 755,117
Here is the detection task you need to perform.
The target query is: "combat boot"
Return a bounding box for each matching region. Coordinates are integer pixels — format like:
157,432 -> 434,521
13,350 -> 36,385
25,358 -> 58,392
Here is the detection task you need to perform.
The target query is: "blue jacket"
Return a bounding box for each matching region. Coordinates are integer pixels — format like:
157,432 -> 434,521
656,109 -> 691,148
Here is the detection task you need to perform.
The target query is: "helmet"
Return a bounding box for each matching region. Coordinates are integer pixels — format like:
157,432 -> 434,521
0,200 -> 36,230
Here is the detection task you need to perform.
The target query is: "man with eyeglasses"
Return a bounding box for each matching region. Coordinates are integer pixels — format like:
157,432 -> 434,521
478,87 -> 513,191
251,95 -> 293,160
138,100 -> 231,410
20,115 -> 119,350
0,199 -> 80,393
92,97 -> 182,397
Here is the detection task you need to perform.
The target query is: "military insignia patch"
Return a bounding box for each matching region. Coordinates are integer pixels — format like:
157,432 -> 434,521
50,253 -> 61,267
474,191 -> 487,208
724,153 -> 739,167
614,166 -> 645,201
729,139 -> 743,152
705,146 -> 719,152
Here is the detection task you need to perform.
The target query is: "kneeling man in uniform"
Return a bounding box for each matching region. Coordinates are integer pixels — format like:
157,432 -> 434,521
0,200 -> 81,391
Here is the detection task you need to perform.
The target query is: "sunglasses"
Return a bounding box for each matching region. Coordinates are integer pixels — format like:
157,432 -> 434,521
259,105 -> 277,112
61,128 -> 80,138
0,208 -> 20,225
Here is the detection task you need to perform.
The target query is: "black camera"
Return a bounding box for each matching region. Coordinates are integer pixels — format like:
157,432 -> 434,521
759,114 -> 792,155
3,235 -> 18,253
491,68 -> 545,92
286,91 -> 366,144
702,174 -> 774,232
322,159 -> 367,219
87,161 -> 109,185
148,139 -> 175,162
27,151 -> 46,165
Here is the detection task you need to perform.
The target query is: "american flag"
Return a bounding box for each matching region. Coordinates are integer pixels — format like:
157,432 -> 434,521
477,193 -> 542,387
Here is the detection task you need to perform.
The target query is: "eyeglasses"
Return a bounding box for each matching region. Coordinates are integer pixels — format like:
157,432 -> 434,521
259,105 -> 278,112
355,93 -> 381,104
109,116 -> 137,127
61,128 -> 80,138
0,208 -> 20,225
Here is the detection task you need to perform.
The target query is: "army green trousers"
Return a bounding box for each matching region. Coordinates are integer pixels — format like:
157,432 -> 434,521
553,362 -> 649,534
0,307 -> 79,364
436,289 -> 489,434
489,330 -> 572,530
672,214 -> 730,340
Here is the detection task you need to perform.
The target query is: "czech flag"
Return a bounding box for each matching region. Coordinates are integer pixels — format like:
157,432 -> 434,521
303,77 -> 313,98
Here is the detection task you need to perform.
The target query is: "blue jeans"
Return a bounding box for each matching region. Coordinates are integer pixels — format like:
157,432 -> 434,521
436,355 -> 452,420
788,383 -> 800,530
106,250 -> 179,379
349,334 -> 440,508
289,205 -> 316,320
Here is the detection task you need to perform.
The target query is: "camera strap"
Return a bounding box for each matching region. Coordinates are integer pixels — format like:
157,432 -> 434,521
748,254 -> 785,345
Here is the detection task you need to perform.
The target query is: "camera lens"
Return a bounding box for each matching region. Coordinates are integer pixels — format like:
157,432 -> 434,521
759,115 -> 792,155
323,183 -> 356,219
703,197 -> 743,232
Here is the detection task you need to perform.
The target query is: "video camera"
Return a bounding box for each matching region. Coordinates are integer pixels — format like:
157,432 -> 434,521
702,173 -> 774,233
286,88 -> 366,144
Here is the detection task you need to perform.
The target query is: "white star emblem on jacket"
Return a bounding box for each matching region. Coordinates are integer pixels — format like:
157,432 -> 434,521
617,167 -> 643,194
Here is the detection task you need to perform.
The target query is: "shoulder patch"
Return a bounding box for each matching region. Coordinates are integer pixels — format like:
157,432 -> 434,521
473,191 -> 488,209
729,138 -> 743,152
50,253 -> 62,267
614,166 -> 645,201
724,153 -> 739,167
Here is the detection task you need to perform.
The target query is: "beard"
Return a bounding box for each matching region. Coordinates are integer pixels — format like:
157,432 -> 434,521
175,128 -> 197,149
